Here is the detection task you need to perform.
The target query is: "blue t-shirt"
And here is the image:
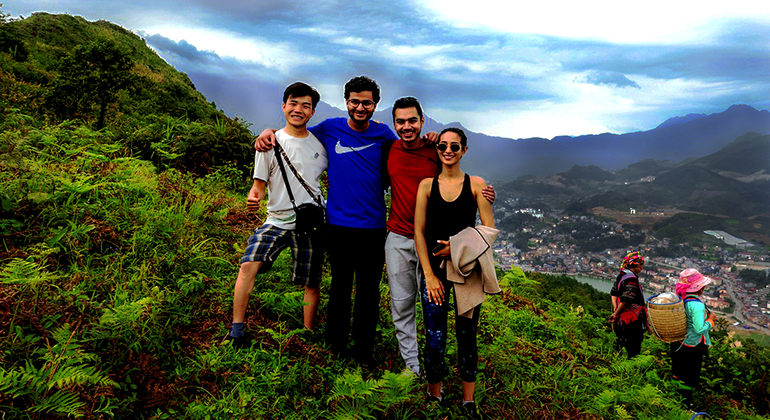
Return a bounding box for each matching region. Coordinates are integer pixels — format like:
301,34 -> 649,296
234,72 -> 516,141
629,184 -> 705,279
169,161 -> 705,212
309,118 -> 397,228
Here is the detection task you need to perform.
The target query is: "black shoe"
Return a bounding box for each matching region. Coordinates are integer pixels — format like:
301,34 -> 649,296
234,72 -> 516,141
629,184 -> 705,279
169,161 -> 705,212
425,394 -> 445,413
461,401 -> 483,420
425,384 -> 445,408
222,332 -> 249,349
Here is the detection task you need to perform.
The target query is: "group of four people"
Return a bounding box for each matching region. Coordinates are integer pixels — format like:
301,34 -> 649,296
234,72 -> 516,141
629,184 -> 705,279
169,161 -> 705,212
227,74 -> 718,412
225,75 -> 497,417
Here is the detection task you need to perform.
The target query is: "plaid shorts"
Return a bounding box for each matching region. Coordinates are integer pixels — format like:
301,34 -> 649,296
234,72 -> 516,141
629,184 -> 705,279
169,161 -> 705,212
240,224 -> 324,287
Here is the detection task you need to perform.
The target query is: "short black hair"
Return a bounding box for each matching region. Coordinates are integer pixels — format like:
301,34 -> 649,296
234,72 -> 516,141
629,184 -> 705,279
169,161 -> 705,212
392,96 -> 423,121
344,75 -> 381,104
439,127 -> 467,147
283,82 -> 321,110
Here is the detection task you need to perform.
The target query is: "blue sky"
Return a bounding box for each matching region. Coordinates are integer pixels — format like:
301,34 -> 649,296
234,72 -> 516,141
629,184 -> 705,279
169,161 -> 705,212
8,1 -> 770,139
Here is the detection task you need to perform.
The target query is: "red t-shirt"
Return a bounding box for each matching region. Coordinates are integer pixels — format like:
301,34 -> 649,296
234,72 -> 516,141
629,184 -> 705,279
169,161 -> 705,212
386,140 -> 441,238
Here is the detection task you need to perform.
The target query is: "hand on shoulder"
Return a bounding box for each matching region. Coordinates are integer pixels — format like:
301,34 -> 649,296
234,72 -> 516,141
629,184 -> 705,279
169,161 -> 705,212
470,175 -> 488,193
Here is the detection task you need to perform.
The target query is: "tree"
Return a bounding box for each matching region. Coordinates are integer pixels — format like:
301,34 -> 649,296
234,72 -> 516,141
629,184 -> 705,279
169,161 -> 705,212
0,3 -> 27,62
49,38 -> 136,129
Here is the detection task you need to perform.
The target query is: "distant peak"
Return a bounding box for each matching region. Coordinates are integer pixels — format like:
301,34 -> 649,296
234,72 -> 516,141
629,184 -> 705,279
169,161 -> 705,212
447,121 -> 468,130
656,112 -> 707,129
724,104 -> 756,112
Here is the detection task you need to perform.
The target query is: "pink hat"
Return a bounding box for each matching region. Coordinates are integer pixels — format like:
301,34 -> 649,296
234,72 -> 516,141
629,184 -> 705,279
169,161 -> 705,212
677,268 -> 712,293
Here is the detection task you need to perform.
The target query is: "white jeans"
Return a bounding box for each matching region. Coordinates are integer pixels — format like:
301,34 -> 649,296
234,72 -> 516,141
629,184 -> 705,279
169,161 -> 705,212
385,232 -> 422,374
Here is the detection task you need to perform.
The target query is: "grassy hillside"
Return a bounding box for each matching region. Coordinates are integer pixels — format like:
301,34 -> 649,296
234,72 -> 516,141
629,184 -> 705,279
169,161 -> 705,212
651,166 -> 770,218
1,10 -> 770,420
652,213 -> 770,247
559,165 -> 614,182
565,141 -> 770,222
2,127 -> 769,418
614,159 -> 680,182
692,133 -> 770,176
2,12 -> 209,120
0,11 -> 255,177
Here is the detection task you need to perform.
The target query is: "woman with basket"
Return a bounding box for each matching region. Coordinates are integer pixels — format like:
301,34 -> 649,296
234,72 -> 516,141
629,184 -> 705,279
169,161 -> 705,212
671,268 -> 717,407
608,252 -> 647,358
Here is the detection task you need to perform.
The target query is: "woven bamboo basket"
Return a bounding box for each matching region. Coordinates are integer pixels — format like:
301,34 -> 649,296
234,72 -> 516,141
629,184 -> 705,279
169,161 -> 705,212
646,294 -> 687,343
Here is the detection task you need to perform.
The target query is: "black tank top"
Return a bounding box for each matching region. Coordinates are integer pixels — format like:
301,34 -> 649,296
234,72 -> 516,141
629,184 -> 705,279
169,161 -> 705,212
425,174 -> 477,273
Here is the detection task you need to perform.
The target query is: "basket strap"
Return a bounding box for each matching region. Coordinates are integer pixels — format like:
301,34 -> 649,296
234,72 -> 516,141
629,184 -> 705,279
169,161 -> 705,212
647,307 -> 658,336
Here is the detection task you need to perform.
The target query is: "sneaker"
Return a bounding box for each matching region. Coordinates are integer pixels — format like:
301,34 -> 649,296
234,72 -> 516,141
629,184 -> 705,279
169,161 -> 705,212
461,401 -> 483,420
222,332 -> 249,349
425,384 -> 445,407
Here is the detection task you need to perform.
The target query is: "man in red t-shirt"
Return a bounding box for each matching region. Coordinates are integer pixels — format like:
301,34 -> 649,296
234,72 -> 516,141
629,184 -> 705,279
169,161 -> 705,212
385,97 -> 494,376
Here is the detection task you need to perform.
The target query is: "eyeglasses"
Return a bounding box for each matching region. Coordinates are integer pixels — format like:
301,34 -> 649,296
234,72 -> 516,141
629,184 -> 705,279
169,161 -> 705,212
436,143 -> 461,152
347,99 -> 375,109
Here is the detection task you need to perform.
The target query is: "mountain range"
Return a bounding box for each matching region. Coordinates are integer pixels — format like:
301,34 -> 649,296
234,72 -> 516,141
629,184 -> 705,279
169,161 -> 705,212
501,133 -> 770,223
177,52 -> 770,181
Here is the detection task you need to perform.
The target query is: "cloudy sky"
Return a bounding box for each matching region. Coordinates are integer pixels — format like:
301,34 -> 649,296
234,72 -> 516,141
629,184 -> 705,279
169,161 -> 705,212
9,1 -> 770,139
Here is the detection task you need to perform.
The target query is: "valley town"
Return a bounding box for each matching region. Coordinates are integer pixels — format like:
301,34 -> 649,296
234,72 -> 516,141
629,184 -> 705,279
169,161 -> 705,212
493,205 -> 770,333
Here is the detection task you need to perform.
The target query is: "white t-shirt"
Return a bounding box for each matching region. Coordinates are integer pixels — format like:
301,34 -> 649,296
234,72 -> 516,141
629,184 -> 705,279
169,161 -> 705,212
253,129 -> 328,230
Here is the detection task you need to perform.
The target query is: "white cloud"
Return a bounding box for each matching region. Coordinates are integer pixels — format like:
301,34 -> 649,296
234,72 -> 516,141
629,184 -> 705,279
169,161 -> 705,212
417,0 -> 770,45
333,36 -> 371,48
432,104 -> 612,140
385,44 -> 449,57
430,71 -> 746,139
143,25 -> 324,71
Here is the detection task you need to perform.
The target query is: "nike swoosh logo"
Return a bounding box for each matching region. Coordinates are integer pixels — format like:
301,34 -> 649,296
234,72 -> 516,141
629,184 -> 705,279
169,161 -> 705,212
335,140 -> 377,154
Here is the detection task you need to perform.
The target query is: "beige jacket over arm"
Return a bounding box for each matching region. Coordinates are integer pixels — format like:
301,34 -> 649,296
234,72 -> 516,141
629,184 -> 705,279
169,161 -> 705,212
442,225 -> 501,318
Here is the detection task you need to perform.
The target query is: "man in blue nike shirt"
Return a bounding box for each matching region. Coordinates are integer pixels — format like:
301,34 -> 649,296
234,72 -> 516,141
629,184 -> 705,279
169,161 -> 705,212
255,75 -> 398,364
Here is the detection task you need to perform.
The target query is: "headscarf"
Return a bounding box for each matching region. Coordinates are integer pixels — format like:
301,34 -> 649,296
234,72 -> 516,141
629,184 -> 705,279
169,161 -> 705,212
620,251 -> 644,270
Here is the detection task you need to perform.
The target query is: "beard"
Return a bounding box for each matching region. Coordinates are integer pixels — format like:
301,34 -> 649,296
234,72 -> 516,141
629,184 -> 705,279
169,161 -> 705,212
348,107 -> 373,124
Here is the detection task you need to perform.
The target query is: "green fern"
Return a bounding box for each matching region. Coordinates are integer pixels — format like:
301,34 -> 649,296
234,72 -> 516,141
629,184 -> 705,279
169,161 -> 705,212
0,324 -> 118,417
594,389 -> 618,411
0,367 -> 38,395
326,371 -> 418,420
0,258 -> 59,287
29,390 -> 85,417
97,296 -> 154,327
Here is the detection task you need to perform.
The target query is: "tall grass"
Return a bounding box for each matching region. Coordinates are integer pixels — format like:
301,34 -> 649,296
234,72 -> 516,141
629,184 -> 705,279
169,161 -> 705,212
1,116 -> 769,419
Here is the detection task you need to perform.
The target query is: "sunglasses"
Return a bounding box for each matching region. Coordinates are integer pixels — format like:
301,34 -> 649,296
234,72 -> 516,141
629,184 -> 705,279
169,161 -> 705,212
436,143 -> 461,152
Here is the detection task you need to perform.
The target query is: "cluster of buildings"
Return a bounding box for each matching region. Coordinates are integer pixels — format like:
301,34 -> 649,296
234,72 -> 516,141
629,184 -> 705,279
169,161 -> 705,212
492,210 -> 770,331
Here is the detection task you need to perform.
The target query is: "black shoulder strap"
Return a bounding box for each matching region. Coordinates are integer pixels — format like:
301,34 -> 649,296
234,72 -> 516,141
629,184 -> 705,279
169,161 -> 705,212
274,141 -> 324,208
273,142 -> 299,212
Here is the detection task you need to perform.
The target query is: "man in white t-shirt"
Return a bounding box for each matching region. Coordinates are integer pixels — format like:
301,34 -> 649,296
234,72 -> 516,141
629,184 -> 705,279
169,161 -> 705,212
226,82 -> 328,347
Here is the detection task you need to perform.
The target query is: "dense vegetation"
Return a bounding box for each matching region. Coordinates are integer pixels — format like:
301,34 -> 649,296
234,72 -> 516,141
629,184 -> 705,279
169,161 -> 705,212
613,159 -> 679,183
559,165 -> 614,183
552,219 -> 646,253
653,213 -> 770,247
740,269 -> 770,289
1,9 -> 770,420
570,147 -> 770,221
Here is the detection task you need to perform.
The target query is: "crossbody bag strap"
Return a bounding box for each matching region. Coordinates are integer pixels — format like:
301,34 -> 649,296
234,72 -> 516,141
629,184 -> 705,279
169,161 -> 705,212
273,141 -> 299,213
275,142 -> 324,208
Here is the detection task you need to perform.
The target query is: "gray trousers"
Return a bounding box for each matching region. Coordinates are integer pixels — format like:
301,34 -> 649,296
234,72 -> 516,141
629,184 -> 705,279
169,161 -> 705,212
385,232 -> 421,374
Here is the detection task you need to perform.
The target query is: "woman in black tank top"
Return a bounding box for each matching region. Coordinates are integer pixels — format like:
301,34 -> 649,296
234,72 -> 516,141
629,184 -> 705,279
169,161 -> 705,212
424,174 -> 477,275
413,128 -> 494,418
